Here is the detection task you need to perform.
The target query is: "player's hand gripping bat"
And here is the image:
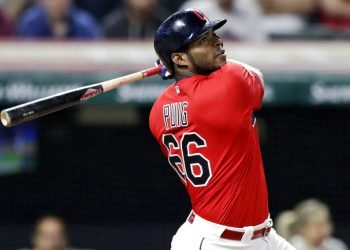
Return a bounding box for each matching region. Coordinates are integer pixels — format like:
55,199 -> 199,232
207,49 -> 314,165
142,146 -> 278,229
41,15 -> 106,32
0,65 -> 162,127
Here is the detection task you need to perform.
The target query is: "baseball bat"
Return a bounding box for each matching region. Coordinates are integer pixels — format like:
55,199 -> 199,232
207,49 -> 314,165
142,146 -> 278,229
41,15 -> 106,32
1,65 -> 162,127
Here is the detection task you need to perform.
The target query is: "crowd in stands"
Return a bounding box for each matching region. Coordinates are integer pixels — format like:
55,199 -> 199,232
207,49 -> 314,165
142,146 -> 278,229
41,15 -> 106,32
16,200 -> 348,250
18,215 -> 94,250
1,0 -> 350,40
276,199 -> 348,250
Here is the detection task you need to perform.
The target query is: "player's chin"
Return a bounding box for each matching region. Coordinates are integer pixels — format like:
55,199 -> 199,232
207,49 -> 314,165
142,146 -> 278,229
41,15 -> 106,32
215,54 -> 227,67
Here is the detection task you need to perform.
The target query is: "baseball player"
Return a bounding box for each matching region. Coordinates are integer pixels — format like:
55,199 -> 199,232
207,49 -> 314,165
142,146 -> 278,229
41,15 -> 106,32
149,9 -> 296,250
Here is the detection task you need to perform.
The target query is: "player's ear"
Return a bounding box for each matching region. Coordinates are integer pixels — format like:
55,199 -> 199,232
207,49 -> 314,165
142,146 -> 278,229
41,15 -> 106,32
171,52 -> 190,67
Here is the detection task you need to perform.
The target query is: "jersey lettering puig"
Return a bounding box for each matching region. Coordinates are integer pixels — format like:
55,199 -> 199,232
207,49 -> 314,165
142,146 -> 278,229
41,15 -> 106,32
162,102 -> 212,187
149,62 -> 269,228
163,102 -> 188,130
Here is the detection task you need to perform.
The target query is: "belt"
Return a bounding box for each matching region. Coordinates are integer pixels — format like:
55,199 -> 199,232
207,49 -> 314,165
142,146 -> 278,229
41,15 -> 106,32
221,226 -> 271,240
188,212 -> 272,241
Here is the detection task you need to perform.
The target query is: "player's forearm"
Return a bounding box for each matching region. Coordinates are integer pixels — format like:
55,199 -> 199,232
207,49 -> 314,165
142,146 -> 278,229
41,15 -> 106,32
227,59 -> 265,87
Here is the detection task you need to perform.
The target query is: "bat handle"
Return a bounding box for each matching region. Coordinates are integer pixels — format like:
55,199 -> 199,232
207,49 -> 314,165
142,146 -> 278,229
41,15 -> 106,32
142,65 -> 162,77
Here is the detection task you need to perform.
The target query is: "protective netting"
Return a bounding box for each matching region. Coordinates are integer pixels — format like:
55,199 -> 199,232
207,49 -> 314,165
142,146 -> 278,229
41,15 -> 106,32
0,105 -> 349,250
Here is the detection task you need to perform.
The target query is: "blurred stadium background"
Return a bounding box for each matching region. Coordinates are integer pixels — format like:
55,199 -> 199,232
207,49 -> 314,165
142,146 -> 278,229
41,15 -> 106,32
0,0 -> 350,249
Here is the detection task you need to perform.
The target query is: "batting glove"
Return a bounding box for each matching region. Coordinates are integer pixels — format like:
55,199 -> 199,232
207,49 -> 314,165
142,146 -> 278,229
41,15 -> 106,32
155,59 -> 172,80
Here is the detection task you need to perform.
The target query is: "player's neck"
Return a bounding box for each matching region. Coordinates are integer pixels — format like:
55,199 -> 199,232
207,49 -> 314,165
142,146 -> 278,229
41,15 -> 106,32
174,71 -> 196,82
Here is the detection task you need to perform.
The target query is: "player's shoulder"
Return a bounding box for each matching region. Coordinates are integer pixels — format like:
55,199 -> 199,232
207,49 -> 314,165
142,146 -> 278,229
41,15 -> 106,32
150,77 -> 195,106
222,61 -> 245,71
151,83 -> 173,107
211,62 -> 246,81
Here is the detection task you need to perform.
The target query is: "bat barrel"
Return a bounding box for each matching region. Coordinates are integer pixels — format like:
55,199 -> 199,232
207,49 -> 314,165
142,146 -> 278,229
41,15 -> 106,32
0,84 -> 104,127
1,111 -> 11,127
1,100 -> 77,127
0,65 -> 161,127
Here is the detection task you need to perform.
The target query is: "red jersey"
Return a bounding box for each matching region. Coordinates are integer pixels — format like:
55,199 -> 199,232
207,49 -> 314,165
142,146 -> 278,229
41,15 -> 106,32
149,62 -> 269,227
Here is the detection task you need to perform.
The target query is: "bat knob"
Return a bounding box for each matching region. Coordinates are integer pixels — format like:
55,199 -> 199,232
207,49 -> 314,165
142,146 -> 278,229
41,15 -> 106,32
1,111 -> 11,127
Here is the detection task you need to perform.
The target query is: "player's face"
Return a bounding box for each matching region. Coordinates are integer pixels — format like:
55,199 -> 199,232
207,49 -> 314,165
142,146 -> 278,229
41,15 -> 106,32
186,29 -> 226,75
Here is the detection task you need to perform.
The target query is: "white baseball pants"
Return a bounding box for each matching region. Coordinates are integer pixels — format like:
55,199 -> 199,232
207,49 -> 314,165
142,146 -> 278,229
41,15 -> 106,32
171,212 -> 296,250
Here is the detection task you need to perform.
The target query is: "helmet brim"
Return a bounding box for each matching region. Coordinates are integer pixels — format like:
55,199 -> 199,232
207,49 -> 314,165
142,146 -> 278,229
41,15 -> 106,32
192,19 -> 226,42
207,19 -> 227,31
183,19 -> 227,48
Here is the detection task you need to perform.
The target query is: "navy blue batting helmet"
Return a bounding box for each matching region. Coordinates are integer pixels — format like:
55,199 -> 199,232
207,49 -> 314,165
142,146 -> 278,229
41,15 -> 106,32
154,9 -> 227,75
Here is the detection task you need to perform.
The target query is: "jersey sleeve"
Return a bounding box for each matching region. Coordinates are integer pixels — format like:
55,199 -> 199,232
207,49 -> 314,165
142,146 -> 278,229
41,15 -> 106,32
223,62 -> 264,111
